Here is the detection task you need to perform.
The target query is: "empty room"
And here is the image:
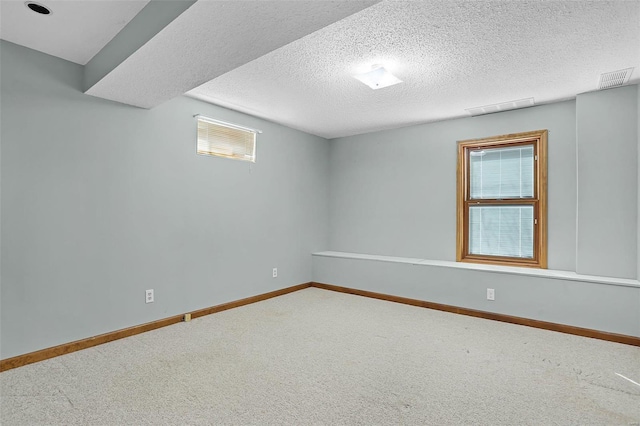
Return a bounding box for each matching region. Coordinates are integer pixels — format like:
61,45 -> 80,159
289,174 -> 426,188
1,0 -> 639,424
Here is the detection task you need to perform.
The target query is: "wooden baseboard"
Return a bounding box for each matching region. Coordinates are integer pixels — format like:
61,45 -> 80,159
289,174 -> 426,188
189,283 -> 311,319
310,282 -> 640,347
3,280 -> 636,372
0,282 -> 312,372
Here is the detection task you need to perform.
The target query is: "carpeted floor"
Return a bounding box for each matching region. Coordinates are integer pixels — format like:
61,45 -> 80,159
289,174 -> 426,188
1,287 -> 639,425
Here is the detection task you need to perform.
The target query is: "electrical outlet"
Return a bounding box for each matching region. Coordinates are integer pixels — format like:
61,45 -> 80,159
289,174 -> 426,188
487,288 -> 495,301
272,268 -> 278,278
145,289 -> 154,304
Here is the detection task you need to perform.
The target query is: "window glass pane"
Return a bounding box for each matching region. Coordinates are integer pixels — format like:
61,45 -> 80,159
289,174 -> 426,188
469,145 -> 534,199
469,205 -> 534,258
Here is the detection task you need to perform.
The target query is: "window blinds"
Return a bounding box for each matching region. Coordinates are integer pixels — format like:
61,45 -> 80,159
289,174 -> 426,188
469,145 -> 534,199
196,117 -> 256,162
468,144 -> 535,258
469,205 -> 534,258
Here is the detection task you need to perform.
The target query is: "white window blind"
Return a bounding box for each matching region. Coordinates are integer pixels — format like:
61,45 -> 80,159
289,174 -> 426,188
196,117 -> 257,162
469,145 -> 534,199
457,129 -> 546,267
469,205 -> 534,258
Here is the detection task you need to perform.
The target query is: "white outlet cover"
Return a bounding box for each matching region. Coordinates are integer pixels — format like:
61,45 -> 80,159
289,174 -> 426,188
487,288 -> 495,301
146,289 -> 154,303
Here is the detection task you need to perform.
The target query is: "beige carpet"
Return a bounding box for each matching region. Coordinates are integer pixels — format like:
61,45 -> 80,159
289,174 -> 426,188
1,287 -> 639,425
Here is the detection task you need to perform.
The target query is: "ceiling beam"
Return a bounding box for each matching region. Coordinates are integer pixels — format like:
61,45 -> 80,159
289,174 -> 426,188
84,0 -> 379,109
84,0 -> 197,92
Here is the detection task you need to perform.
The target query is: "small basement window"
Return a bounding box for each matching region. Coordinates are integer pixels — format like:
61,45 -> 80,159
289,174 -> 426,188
196,116 -> 258,162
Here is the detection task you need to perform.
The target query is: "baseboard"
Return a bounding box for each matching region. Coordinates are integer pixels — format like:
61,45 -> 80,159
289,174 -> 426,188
189,283 -> 311,319
3,280 -> 636,372
310,282 -> 640,347
0,282 -> 312,372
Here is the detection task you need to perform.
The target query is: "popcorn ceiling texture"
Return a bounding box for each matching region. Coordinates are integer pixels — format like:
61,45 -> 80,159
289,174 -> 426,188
189,0 -> 640,139
86,1 -> 377,109
3,0 -> 638,138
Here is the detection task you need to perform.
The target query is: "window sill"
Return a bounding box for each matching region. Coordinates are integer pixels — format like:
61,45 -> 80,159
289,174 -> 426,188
312,251 -> 640,288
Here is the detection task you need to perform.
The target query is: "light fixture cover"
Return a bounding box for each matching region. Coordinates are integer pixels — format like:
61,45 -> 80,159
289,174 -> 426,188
353,65 -> 402,90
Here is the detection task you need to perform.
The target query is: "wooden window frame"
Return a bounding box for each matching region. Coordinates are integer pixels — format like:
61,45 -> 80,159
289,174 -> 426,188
456,130 -> 548,268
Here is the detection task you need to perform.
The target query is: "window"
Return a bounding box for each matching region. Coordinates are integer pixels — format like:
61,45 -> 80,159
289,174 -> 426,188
196,116 -> 257,162
456,130 -> 547,268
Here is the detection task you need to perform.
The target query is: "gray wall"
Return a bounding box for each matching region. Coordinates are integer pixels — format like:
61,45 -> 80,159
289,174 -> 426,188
576,86 -> 638,279
328,101 -> 578,271
2,39 -> 638,358
318,85 -> 639,336
0,40 -> 3,358
0,41 -> 329,359
313,256 -> 640,337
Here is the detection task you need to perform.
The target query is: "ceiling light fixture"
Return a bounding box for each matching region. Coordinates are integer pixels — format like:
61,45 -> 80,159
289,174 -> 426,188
353,64 -> 402,90
25,2 -> 52,15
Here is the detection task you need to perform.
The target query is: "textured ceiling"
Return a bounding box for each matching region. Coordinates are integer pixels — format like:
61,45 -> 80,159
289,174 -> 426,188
85,0 -> 377,108
0,0 -> 148,65
188,0 -> 640,139
1,0 -> 639,139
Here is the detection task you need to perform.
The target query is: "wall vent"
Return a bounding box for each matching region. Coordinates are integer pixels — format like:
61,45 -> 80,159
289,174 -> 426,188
598,68 -> 633,90
466,98 -> 535,117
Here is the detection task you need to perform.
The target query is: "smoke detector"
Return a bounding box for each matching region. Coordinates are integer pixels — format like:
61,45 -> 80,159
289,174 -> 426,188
598,68 -> 633,90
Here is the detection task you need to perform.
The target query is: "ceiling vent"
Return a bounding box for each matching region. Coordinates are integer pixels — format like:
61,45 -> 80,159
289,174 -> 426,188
466,98 -> 535,117
598,68 -> 633,90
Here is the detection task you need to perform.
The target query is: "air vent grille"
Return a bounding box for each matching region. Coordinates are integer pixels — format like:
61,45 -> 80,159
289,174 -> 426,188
466,98 -> 535,117
598,68 -> 633,90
